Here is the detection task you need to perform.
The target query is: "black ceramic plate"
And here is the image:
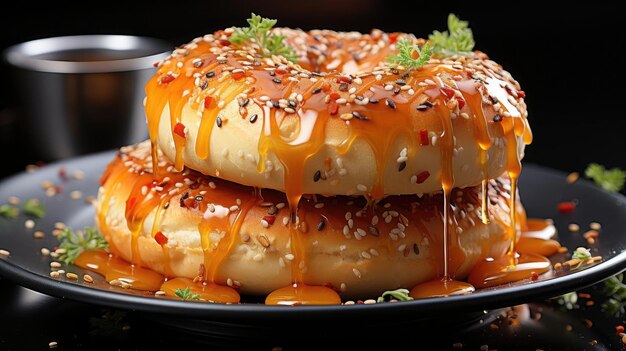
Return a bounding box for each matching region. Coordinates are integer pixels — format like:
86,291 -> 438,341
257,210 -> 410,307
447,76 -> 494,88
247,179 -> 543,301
1,151 -> 626,325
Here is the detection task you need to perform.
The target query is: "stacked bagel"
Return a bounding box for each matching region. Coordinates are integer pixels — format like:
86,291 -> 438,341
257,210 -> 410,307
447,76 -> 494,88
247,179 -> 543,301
95,26 -> 531,302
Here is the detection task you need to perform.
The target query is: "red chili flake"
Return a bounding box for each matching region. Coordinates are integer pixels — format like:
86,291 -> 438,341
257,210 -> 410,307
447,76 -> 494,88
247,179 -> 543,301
58,167 -> 68,180
153,62 -> 159,68
54,185 -> 63,194
616,325 -> 624,333
231,71 -> 245,80
389,33 -> 399,44
219,39 -> 231,46
457,97 -> 466,110
328,101 -> 339,115
321,83 -> 331,92
174,122 -> 186,138
263,215 -> 276,225
183,197 -> 199,209
557,201 -> 576,214
204,96 -> 214,109
160,74 -> 175,84
127,196 -> 137,211
337,76 -> 352,84
530,272 -> 539,281
275,68 -> 287,75
518,90 -> 526,98
329,92 -> 341,100
419,129 -> 429,146
414,171 -> 430,184
154,231 -> 168,245
440,87 -> 456,99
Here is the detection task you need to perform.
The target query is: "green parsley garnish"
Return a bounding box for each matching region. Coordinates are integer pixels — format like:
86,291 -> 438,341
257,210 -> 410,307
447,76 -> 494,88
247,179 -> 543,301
0,204 -> 19,219
585,163 -> 626,193
377,288 -> 414,303
228,13 -> 297,63
602,274 -> 626,317
58,227 -> 109,264
429,13 -> 475,57
175,287 -> 201,301
571,247 -> 592,261
387,38 -> 433,69
23,198 -> 45,218
555,291 -> 578,310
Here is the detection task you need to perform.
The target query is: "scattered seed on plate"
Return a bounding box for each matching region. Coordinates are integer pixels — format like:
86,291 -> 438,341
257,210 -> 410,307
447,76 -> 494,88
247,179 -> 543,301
8,196 -> 19,205
49,341 -> 58,349
41,248 -> 50,256
70,190 -> 82,200
590,222 -> 602,231
33,231 -> 45,239
0,249 -> 10,257
50,262 -> 62,268
566,172 -> 579,184
25,219 -> 35,229
568,223 -> 580,232
66,272 -> 78,280
49,271 -> 60,278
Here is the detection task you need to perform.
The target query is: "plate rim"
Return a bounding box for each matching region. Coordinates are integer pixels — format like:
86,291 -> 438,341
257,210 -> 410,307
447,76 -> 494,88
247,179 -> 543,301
1,151 -> 626,320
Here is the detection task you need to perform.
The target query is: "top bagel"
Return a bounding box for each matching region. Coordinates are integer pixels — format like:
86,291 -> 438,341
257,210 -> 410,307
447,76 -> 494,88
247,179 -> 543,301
145,27 -> 530,199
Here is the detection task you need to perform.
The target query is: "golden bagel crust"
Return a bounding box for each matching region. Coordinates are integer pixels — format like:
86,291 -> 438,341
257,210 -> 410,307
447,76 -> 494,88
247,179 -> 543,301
96,141 -> 518,298
145,28 -> 531,199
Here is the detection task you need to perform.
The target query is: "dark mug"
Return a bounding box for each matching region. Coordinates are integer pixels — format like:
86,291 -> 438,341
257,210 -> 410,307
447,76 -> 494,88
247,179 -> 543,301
3,35 -> 171,160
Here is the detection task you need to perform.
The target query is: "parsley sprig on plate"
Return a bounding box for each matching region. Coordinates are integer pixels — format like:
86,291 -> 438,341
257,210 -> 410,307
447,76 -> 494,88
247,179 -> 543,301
229,13 -> 297,63
585,163 -> 626,193
58,227 -> 108,264
175,287 -> 201,301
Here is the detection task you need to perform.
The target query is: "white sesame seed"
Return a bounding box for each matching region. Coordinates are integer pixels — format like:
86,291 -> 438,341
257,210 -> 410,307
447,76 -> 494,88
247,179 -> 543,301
352,268 -> 362,278
25,220 -> 35,229
284,254 -> 295,261
0,249 -> 10,257
261,219 -> 269,228
356,184 -> 367,192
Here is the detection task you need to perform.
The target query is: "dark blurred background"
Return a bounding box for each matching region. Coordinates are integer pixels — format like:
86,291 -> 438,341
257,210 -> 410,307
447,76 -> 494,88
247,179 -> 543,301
0,1 -> 623,178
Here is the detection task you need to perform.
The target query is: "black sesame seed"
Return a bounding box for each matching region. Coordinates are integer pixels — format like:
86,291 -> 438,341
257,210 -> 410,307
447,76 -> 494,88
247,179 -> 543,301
401,72 -> 410,79
490,95 -> 499,104
239,98 -> 250,107
195,195 -> 203,201
493,114 -> 502,122
206,71 -> 215,78
398,161 -> 406,172
193,60 -> 203,68
369,98 -> 379,104
269,71 -> 276,77
313,170 -> 321,182
416,104 -> 428,111
413,243 -> 420,255
355,95 -> 364,101
393,88 -> 401,95
339,82 -> 349,91
352,111 -> 367,120
271,100 -> 280,108
385,98 -> 396,109
424,100 -> 434,107
368,224 -> 380,237
253,61 -> 261,66
164,201 -> 170,209
312,87 -> 322,94
352,52 -> 360,62
395,79 -> 406,86
391,69 -> 399,75
249,114 -> 258,123
317,220 -> 326,231
216,116 -> 223,128
272,78 -> 282,84
200,80 -> 208,90
288,100 -> 297,108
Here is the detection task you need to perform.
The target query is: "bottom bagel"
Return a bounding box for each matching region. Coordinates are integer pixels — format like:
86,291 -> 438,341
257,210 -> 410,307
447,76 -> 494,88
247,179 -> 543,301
95,141 -> 518,299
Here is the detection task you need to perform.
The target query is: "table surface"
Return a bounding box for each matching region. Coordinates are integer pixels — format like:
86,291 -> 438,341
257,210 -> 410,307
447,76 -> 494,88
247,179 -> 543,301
0,276 -> 624,350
